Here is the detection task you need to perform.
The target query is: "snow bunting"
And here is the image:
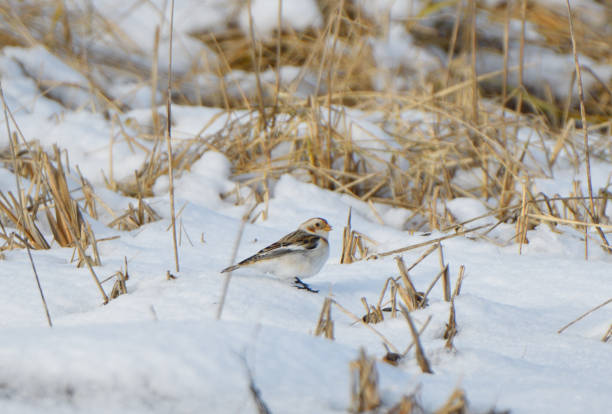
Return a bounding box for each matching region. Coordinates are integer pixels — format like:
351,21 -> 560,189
221,218 -> 332,292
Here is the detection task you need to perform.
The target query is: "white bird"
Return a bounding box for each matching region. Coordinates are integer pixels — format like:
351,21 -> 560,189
221,218 -> 332,292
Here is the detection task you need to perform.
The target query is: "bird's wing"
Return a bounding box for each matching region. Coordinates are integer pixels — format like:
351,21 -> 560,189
258,230 -> 321,252
236,230 -> 322,266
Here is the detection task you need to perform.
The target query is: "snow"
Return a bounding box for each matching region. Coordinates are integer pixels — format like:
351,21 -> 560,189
238,0 -> 323,37
1,1 -> 611,413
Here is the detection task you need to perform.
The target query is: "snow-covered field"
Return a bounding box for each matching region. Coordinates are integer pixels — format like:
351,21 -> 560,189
1,1 -> 611,413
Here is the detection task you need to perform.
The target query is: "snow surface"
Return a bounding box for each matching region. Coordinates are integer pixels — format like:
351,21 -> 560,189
1,0 -> 611,413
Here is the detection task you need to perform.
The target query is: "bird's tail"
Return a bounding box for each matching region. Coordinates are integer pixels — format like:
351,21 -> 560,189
220,264 -> 240,273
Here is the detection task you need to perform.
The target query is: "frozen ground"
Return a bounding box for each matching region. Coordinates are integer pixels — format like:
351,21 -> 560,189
1,1 -> 611,413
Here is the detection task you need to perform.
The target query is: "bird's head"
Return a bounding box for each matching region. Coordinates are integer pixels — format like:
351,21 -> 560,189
299,217 -> 332,237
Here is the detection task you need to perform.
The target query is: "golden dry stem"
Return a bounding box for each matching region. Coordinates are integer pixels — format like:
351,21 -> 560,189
434,388 -> 468,414
444,299 -> 458,350
602,324 -> 612,343
360,297 -> 384,324
349,348 -> 381,413
109,257 -> 129,300
400,306 -> 433,374
314,296 -> 334,340
108,198 -> 161,231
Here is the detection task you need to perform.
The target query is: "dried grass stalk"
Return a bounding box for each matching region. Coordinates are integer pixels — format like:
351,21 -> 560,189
452,265 -> 465,299
340,207 -> 371,263
0,191 -> 49,250
361,297 -> 384,324
444,299 -> 458,350
314,296 -> 334,340
400,305 -> 433,374
517,176 -> 529,253
602,324 -> 612,343
434,388 -> 467,414
108,198 -> 161,230
558,297 -> 612,334
386,394 -> 424,414
349,348 -> 381,413
395,256 -> 419,310
341,207 -> 354,264
109,257 -> 129,300
438,243 -> 450,302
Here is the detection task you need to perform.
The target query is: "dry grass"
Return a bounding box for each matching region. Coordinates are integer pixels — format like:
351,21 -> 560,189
340,208 -> 374,264
314,296 -> 334,340
108,257 -> 129,300
350,348 -> 381,413
603,324 -> 612,343
3,0 -> 609,249
0,1 -> 610,408
108,198 -> 160,231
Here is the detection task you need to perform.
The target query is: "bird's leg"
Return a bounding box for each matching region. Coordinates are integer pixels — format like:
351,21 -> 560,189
293,277 -> 319,293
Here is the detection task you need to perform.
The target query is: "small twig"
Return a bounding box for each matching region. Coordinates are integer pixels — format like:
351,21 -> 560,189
368,223 -> 490,260
240,356 -> 271,414
438,243 -> 450,302
314,296 -> 334,340
13,233 -> 52,327
452,265 -> 465,299
165,0 -> 180,273
404,244 -> 439,273
217,204 -> 257,320
422,265 -> 448,303
402,315 -> 432,356
558,297 -> 612,334
399,305 -> 433,373
602,324 -> 612,343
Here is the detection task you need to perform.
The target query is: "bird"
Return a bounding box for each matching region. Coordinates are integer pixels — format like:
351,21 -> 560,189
221,217 -> 332,293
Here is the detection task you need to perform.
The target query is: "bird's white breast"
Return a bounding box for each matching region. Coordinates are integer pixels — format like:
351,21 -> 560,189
251,238 -> 329,280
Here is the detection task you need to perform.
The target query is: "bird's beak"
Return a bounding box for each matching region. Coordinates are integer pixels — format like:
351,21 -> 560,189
324,223 -> 332,232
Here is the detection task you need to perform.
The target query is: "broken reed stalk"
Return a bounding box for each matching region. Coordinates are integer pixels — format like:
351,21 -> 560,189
340,207 -> 370,263
340,207 -> 353,264
165,0 -> 180,273
564,0 -> 611,255
602,324 -> 612,343
314,296 -> 334,339
452,265 -> 465,298
438,242 -> 450,302
399,305 -> 432,373
349,348 -> 381,413
558,297 -> 612,334
109,257 -> 129,299
361,297 -> 384,324
13,232 -> 52,327
518,175 -> 528,254
444,298 -> 457,350
435,388 -> 468,414
394,256 -> 420,311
